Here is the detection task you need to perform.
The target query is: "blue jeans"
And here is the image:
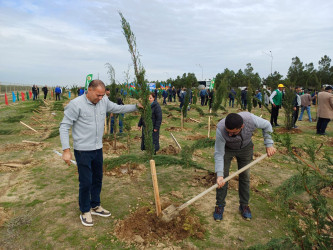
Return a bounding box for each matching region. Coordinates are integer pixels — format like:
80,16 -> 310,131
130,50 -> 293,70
74,149 -> 103,213
298,106 -> 312,122
229,98 -> 234,107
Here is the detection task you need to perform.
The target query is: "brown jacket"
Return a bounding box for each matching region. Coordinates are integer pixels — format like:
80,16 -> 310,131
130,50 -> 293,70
300,93 -> 312,107
317,91 -> 333,119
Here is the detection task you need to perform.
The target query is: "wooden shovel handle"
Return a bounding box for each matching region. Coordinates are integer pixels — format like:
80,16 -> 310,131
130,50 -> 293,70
177,153 -> 268,211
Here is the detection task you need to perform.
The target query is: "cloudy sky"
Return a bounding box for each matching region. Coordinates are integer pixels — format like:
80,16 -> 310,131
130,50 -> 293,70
0,0 -> 332,87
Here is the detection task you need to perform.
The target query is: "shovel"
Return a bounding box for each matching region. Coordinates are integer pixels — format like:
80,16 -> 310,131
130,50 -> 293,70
161,153 -> 268,222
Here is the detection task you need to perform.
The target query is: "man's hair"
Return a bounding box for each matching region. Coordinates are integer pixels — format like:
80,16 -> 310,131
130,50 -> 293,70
304,89 -> 308,94
105,87 -> 110,91
325,85 -> 333,91
225,113 -> 244,130
150,92 -> 155,98
88,80 -> 105,89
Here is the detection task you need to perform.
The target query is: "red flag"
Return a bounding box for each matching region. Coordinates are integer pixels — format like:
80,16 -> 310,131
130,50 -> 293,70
51,90 -> 54,98
21,92 -> 25,101
29,90 -> 32,99
5,93 -> 8,105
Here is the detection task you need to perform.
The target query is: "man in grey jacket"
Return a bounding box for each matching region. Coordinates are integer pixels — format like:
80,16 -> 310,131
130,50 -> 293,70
213,112 -> 276,221
59,80 -> 141,227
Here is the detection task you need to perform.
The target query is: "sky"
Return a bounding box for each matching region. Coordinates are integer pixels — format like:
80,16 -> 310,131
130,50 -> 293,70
0,0 -> 332,87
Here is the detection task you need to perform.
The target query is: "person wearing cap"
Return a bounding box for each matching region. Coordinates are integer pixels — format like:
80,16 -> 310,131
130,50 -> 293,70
213,112 -> 276,222
59,79 -> 142,227
292,86 -> 302,128
269,84 -> 284,126
316,86 -> 333,135
298,89 -> 315,122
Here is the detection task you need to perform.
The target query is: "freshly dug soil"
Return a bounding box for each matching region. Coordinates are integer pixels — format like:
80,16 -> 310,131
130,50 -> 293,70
186,134 -> 207,140
159,145 -> 180,155
104,162 -> 145,177
114,205 -> 205,245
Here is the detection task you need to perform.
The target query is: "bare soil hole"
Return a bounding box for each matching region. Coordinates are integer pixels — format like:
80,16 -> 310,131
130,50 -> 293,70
114,204 -> 205,245
0,142 -> 46,153
104,162 -> 145,177
320,186 -> 333,199
274,127 -> 303,134
165,127 -> 183,132
186,134 -> 207,140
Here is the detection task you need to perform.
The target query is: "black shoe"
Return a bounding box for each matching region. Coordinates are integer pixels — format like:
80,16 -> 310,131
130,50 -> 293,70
275,124 -> 280,127
319,133 -> 327,136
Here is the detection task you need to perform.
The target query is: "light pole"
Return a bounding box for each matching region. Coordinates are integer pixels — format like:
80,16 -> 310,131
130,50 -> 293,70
196,64 -> 203,80
263,51 -> 273,76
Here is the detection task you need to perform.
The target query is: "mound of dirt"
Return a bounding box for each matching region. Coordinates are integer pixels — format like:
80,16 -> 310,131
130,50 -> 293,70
103,140 -> 128,154
0,159 -> 34,172
186,134 -> 207,140
165,127 -> 183,132
192,172 -> 215,187
114,205 -> 205,245
274,127 -> 302,134
104,162 -> 145,177
159,145 -> 180,155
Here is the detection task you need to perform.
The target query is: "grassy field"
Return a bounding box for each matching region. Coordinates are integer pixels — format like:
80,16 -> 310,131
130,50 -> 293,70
0,95 -> 332,249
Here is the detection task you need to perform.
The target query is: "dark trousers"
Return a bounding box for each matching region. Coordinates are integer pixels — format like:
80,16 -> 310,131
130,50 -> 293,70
242,99 -> 247,110
56,93 -> 60,101
216,142 -> 253,207
163,97 -> 167,105
43,93 -> 47,100
292,106 -> 300,126
229,98 -> 234,107
316,118 -> 330,134
74,149 -> 103,213
270,105 -> 280,125
168,95 -> 172,102
200,96 -> 205,106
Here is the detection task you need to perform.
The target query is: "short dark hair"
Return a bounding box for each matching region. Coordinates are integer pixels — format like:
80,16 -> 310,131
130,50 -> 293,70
325,85 -> 333,91
150,92 -> 155,98
105,87 -> 110,91
88,80 -> 105,89
225,113 -> 243,130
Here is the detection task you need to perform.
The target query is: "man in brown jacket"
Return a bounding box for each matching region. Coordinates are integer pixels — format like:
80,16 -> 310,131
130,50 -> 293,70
316,86 -> 333,135
298,89 -> 315,122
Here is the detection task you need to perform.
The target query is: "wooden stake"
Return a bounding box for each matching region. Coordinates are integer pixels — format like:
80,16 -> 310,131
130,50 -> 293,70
170,132 -> 181,150
189,117 -> 200,123
31,117 -> 42,124
150,160 -> 162,216
20,121 -> 38,133
208,109 -> 211,138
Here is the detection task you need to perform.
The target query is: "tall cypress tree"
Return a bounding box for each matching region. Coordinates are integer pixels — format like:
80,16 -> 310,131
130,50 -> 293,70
119,12 -> 153,159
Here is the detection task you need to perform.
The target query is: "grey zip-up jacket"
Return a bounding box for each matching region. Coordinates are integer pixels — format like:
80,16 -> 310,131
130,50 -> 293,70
59,95 -> 137,151
214,112 -> 273,177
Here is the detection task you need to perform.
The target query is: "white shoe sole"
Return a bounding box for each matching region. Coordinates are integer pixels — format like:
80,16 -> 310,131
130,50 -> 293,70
91,211 -> 111,217
80,215 -> 93,227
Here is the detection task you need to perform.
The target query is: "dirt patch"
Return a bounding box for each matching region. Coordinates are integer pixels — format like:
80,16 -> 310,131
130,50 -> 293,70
104,162 -> 146,177
103,139 -> 128,154
186,134 -> 207,140
159,145 -> 180,155
114,205 -> 205,246
320,186 -> 333,199
327,138 -> 333,147
165,127 -> 183,132
0,142 -> 47,153
0,207 -> 12,227
0,159 -> 34,172
191,171 -> 266,191
274,127 -> 303,134
192,171 -> 215,187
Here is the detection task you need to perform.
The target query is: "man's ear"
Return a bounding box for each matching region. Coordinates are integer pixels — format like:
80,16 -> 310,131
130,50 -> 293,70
241,124 -> 245,129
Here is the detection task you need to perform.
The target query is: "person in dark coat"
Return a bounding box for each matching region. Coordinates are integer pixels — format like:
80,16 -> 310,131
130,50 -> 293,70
138,92 -> 162,154
162,89 -> 168,105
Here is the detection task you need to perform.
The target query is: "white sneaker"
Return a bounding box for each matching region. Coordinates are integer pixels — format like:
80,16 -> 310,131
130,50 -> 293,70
80,211 -> 93,227
91,206 -> 111,217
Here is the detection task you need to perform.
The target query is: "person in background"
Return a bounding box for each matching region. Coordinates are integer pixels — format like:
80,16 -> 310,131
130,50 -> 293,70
298,89 -> 314,122
111,95 -> 125,134
200,88 -> 207,106
229,88 -> 236,108
208,89 -> 214,110
264,87 -> 271,106
172,87 -> 176,102
241,88 -> 248,110
255,90 -> 262,108
55,86 -> 61,101
162,89 -> 168,105
32,85 -> 38,100
269,84 -> 284,127
292,86 -> 302,128
59,80 -> 142,227
42,85 -> 48,100
316,86 -> 333,135
138,92 -> 162,155
168,87 -> 173,102
213,112 -> 276,221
